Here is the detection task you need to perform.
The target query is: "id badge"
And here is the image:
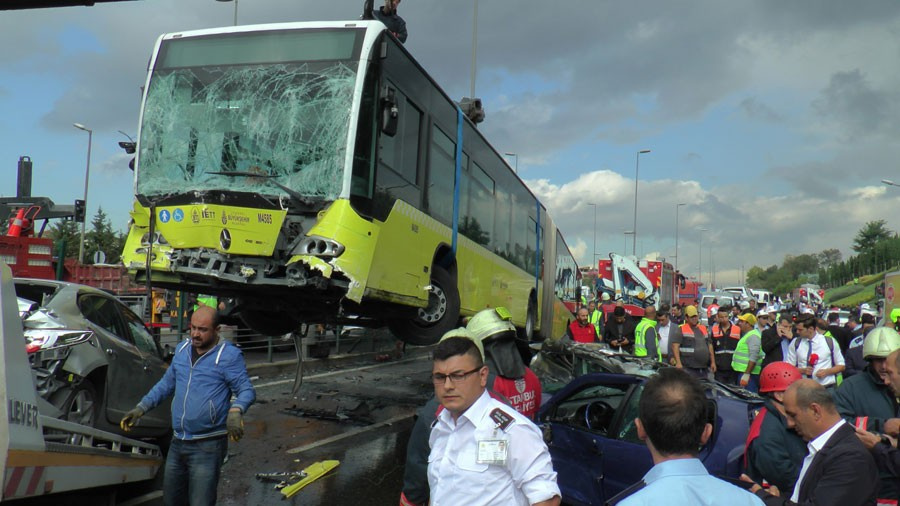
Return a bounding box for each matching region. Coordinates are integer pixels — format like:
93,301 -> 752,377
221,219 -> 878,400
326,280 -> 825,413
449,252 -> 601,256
477,439 -> 508,465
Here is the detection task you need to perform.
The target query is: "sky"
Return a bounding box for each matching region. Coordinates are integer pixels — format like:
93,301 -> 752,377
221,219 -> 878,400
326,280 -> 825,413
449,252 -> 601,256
2,1 -> 900,287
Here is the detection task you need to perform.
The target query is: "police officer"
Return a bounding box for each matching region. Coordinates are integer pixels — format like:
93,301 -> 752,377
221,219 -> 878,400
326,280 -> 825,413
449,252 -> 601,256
607,368 -> 763,505
427,330 -> 560,505
745,362 -> 806,494
400,310 -> 545,506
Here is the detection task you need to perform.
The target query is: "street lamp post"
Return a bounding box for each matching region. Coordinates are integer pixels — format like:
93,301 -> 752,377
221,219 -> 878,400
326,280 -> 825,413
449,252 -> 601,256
216,0 -> 238,26
470,0 -> 478,98
504,152 -> 518,174
698,227 -> 708,287
675,203 -> 686,274
632,149 -> 651,255
624,230 -> 634,256
73,123 -> 93,264
588,203 -> 597,265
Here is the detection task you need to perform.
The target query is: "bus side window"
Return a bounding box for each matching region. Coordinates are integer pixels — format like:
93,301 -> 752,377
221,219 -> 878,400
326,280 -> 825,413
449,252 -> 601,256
426,126 -> 456,226
371,81 -> 423,218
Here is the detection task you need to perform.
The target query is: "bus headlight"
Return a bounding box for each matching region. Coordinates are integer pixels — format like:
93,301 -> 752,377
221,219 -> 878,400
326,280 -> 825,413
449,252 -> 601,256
294,236 -> 345,258
140,231 -> 169,246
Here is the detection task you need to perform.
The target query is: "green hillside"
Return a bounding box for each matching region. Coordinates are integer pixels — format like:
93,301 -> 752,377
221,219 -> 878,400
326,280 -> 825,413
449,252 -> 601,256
824,272 -> 884,307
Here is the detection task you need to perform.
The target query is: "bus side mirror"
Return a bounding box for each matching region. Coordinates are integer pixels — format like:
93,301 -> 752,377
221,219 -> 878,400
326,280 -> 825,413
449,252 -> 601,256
381,87 -> 398,137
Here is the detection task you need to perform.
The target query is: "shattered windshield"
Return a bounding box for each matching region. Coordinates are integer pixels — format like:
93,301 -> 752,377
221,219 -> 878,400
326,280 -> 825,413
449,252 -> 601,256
136,29 -> 363,201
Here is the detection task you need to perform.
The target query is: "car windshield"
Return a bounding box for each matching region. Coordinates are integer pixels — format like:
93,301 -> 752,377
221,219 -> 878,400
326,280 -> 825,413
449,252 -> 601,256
137,28 -> 363,201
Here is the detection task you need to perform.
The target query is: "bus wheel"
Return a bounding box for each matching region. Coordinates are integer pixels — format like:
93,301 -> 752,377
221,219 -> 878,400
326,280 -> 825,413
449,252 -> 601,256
390,266 -> 460,346
239,308 -> 300,337
520,295 -> 536,342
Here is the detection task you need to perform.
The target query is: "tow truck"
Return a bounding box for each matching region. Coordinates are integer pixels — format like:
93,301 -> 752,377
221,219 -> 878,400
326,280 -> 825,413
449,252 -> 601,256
594,253 -> 678,321
0,262 -> 162,502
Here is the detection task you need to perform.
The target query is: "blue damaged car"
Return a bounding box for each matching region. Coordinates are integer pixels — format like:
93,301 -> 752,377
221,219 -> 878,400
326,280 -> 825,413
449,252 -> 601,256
536,372 -> 763,505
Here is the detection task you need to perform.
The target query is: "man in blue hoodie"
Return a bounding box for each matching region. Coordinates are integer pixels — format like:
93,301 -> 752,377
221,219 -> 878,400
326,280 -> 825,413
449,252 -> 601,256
120,306 -> 256,506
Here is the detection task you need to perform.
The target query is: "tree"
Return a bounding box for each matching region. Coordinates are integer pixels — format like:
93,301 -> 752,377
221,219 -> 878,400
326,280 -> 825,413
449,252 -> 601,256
782,254 -> 819,279
852,220 -> 893,255
47,219 -> 80,260
85,207 -> 124,264
817,248 -> 842,269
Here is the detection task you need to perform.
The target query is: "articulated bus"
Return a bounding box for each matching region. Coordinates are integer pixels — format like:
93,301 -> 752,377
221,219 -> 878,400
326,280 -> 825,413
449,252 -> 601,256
121,20 -> 579,345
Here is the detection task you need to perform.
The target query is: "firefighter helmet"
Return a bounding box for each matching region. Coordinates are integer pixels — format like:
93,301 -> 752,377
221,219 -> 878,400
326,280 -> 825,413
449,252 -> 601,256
863,327 -> 900,360
466,307 -> 516,343
759,362 -> 802,393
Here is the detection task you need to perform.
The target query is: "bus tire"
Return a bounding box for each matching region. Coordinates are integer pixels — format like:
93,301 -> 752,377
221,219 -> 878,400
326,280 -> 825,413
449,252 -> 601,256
520,294 -> 537,342
390,265 -> 459,346
516,295 -> 537,364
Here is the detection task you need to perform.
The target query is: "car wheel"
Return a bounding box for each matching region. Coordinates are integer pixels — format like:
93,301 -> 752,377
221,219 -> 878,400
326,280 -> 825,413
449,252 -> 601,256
50,380 -> 99,445
60,380 -> 99,428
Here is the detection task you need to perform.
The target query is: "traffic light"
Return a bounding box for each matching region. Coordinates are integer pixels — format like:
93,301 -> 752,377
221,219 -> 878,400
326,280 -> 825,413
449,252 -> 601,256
74,199 -> 85,223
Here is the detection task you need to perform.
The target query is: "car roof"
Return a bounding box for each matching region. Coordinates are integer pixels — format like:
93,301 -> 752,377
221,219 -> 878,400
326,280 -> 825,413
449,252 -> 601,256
14,277 -> 114,295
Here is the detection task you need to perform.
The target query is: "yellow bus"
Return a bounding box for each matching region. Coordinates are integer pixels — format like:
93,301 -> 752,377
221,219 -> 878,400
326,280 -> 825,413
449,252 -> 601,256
121,21 -> 578,345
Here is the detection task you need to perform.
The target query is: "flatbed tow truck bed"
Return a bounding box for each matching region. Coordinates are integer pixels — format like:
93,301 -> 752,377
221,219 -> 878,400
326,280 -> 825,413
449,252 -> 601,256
0,262 -> 162,502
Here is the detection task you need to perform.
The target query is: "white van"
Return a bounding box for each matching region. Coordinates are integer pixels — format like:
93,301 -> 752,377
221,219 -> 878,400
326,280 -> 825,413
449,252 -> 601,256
750,289 -> 773,307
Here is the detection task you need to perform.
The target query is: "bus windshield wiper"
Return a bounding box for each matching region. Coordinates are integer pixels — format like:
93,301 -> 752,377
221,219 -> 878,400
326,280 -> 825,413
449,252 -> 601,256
207,171 -> 314,210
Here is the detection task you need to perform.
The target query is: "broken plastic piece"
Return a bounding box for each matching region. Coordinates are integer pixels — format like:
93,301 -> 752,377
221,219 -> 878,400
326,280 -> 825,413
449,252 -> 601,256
280,460 -> 340,499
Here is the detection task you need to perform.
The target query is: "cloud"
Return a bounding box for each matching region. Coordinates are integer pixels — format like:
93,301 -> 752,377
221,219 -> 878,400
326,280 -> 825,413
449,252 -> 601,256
812,69 -> 900,140
739,97 -> 783,122
527,171 -> 900,285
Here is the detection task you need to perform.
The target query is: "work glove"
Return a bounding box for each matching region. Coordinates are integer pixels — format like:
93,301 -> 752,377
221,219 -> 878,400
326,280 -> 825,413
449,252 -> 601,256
120,406 -> 145,432
740,373 -> 750,387
227,409 -> 244,442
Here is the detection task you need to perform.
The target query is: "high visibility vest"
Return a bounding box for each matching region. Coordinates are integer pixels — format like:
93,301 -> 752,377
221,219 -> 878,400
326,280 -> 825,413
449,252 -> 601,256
677,323 -> 707,361
194,294 -> 218,311
732,328 -> 764,374
589,310 -> 603,335
634,317 -> 661,361
711,323 -> 741,355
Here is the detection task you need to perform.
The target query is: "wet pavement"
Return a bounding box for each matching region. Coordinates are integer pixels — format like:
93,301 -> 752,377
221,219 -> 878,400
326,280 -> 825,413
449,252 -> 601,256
218,344 -> 434,505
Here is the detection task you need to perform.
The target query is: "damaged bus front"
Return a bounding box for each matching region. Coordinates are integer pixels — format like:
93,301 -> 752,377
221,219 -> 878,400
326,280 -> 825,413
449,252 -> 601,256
123,25 -> 379,336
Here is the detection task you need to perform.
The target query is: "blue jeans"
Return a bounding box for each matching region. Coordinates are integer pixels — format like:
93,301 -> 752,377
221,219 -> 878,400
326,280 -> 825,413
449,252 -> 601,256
164,436 -> 228,506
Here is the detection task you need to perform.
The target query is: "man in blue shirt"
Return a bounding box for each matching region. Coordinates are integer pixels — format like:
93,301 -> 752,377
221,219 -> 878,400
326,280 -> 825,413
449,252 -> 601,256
608,368 -> 763,505
120,306 -> 256,506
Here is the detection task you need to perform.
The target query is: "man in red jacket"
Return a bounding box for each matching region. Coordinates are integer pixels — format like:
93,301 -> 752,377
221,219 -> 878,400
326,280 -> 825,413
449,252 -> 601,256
567,307 -> 599,343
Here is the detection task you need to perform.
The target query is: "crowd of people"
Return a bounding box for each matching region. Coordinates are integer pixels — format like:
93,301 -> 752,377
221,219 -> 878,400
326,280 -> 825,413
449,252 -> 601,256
410,292 -> 900,505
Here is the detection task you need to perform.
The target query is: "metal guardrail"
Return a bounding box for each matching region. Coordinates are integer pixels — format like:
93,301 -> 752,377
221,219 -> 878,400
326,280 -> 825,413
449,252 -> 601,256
156,323 -> 376,363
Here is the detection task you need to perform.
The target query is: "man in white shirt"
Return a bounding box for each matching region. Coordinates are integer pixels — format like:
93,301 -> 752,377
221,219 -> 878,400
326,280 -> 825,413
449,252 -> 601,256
657,305 -> 673,363
786,314 -> 845,388
743,379 -> 877,505
427,329 -> 561,506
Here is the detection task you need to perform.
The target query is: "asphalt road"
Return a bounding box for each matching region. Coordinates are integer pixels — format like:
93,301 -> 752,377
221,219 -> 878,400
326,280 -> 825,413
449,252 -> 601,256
220,349 -> 434,505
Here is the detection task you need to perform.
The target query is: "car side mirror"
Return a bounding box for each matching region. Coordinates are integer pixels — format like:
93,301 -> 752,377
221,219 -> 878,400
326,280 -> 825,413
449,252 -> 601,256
381,87 -> 398,137
163,344 -> 175,364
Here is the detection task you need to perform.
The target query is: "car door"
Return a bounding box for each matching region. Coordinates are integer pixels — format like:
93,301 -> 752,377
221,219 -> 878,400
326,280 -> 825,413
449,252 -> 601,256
540,375 -> 643,505
78,293 -> 147,423
119,305 -> 172,429
599,383 -> 654,497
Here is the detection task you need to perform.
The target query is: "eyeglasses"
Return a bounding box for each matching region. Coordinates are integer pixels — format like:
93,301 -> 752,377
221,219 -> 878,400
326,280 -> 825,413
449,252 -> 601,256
432,367 -> 483,384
